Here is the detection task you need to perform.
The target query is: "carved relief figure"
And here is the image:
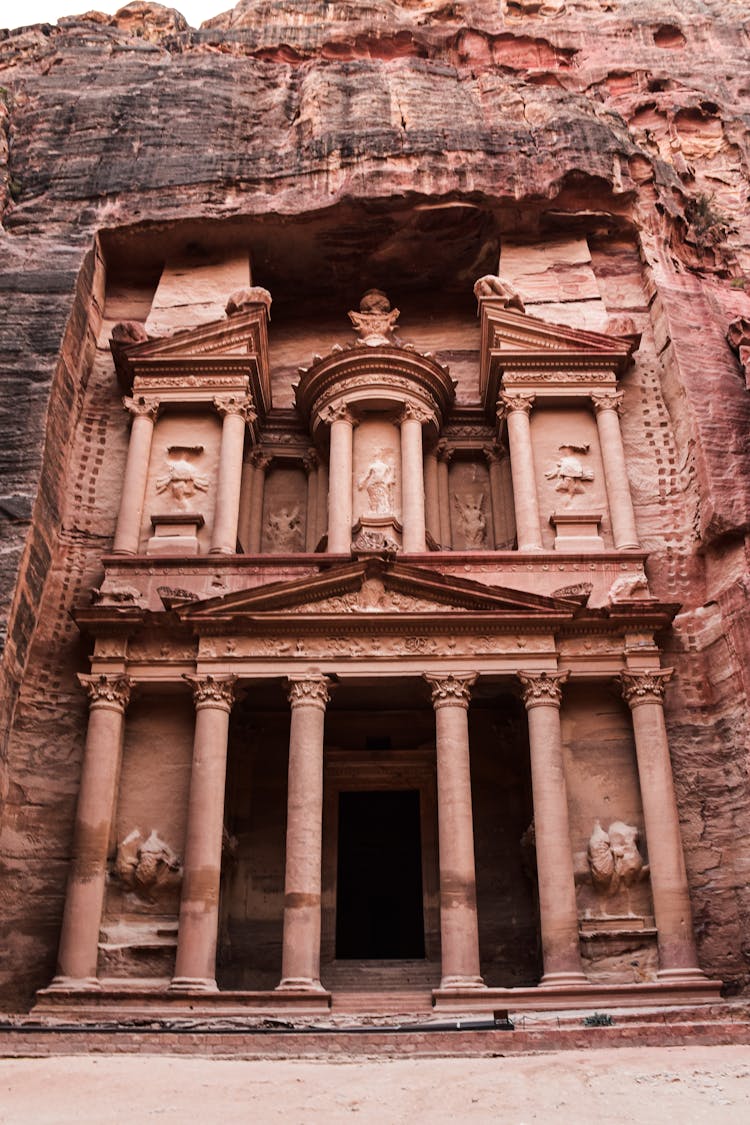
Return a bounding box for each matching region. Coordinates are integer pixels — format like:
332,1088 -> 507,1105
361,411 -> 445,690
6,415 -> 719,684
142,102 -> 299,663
472,274 -> 525,312
358,449 -> 396,515
545,443 -> 594,498
266,506 -> 302,552
453,492 -> 488,548
155,446 -> 209,508
114,829 -> 182,902
348,289 -> 401,345
587,820 -> 649,894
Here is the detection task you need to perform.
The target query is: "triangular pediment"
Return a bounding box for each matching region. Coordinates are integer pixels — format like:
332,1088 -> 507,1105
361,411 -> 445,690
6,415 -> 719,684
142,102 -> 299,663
177,559 -> 580,625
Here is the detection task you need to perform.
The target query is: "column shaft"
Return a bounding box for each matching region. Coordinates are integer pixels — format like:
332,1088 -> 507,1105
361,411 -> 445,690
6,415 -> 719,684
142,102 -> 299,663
520,672 -> 587,987
53,675 -> 132,986
304,453 -> 319,552
112,398 -> 158,555
278,676 -> 330,991
484,446 -> 506,550
171,675 -> 236,991
400,409 -> 428,552
210,398 -> 252,554
436,445 -> 452,548
237,459 -> 256,553
621,671 -> 703,979
247,452 -> 270,554
326,410 -> 354,554
593,394 -> 640,550
501,394 -> 543,551
425,674 -> 484,990
423,448 -> 440,545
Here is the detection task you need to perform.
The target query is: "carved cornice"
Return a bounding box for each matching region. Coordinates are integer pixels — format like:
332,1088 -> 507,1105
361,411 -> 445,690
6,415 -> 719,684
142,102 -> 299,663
183,673 -> 237,712
287,674 -> 332,710
78,673 -> 134,712
123,394 -> 160,421
591,390 -> 625,416
518,670 -> 569,709
423,672 -> 477,710
214,394 -> 257,423
619,669 -> 673,708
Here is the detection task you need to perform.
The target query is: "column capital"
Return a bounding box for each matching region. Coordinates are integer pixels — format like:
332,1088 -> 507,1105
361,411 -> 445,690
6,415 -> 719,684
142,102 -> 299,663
78,673 -> 133,712
424,672 -> 478,710
399,401 -> 435,427
183,673 -> 237,712
123,394 -> 159,421
619,668 -> 673,708
591,390 -> 625,415
248,448 -> 272,472
482,442 -> 506,465
499,391 -> 536,419
518,670 -> 569,709
213,394 -> 256,424
436,439 -> 454,464
287,674 -> 332,710
302,448 -> 319,474
321,402 -> 358,427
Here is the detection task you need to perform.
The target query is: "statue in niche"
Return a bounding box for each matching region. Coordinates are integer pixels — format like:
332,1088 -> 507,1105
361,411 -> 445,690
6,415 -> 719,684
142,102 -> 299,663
545,443 -> 594,499
114,829 -> 182,903
453,492 -> 488,548
348,289 -> 401,345
155,446 -> 209,508
587,820 -> 649,895
266,506 -> 302,552
358,449 -> 396,515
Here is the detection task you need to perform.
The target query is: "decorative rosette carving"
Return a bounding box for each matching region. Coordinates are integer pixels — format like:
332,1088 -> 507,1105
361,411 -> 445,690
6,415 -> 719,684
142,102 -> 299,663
423,672 -> 478,709
287,674 -> 332,710
619,669 -> 673,707
78,673 -> 134,711
184,673 -> 238,711
518,670 -> 569,709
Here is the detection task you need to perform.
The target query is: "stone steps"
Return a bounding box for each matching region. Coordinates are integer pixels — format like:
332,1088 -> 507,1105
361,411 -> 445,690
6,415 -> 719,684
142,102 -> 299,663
330,990 -> 434,1014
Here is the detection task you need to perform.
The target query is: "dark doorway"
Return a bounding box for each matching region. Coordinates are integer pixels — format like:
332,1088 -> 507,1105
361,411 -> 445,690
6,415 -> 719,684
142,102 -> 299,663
335,790 -> 426,959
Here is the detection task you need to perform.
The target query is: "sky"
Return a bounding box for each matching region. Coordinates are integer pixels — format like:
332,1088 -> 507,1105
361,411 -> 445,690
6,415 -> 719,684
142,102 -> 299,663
2,0 -> 225,29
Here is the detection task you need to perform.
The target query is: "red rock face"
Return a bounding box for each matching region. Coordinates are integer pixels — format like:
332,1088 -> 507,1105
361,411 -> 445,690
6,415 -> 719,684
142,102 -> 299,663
0,0 -> 750,1009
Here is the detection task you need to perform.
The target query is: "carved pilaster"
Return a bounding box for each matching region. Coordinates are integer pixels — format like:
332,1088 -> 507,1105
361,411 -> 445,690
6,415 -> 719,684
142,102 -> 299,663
424,672 -> 478,710
619,669 -> 673,708
482,443 -> 505,465
287,674 -> 332,711
591,390 -> 625,415
518,670 -> 569,709
78,673 -> 134,712
183,674 -> 237,712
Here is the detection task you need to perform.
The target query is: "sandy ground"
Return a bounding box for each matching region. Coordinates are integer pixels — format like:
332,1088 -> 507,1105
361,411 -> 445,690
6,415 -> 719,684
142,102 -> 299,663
1,1046 -> 750,1124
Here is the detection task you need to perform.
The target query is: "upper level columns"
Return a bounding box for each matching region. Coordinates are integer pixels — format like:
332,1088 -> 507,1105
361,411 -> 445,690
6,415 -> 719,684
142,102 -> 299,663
424,673 -> 484,991
303,450 -> 319,552
112,396 -> 160,555
324,404 -> 357,554
620,670 -> 704,981
519,671 -> 588,987
436,442 -> 452,548
278,674 -> 332,992
171,674 -> 237,992
399,404 -> 431,553
592,391 -> 640,550
52,673 -> 133,987
499,392 -> 543,552
245,450 -> 271,554
210,395 -> 256,555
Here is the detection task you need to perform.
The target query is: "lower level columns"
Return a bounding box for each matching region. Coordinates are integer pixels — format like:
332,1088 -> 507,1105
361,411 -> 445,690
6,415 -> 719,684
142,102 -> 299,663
620,670 -> 705,981
425,673 -> 485,990
519,671 -> 588,988
171,674 -> 237,992
51,674 -> 133,988
277,674 -> 332,991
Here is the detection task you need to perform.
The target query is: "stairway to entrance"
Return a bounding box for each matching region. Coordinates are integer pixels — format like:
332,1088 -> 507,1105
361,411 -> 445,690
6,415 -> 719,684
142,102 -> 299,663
323,960 -> 439,1015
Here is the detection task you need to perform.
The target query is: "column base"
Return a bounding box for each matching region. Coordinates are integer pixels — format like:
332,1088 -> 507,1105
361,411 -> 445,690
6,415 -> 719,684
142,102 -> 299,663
614,541 -> 641,551
439,975 -> 486,991
208,546 -> 234,556
657,967 -> 708,983
168,977 -> 218,993
540,971 -> 591,988
276,977 -> 327,993
47,976 -> 102,992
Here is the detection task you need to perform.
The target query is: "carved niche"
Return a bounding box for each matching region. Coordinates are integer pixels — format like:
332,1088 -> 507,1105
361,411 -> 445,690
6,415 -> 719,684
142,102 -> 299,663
448,458 -> 491,550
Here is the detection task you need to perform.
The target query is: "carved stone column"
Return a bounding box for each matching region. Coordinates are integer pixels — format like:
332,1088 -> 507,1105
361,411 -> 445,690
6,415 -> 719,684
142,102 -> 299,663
237,456 -> 256,554
424,673 -> 485,990
499,392 -> 543,552
519,671 -> 588,987
324,404 -> 356,554
303,450 -> 319,552
483,444 -> 506,550
620,670 -> 704,980
171,674 -> 237,992
315,460 -> 329,550
399,404 -> 431,553
278,674 -> 332,991
112,396 -> 160,555
210,395 -> 255,555
423,445 -> 440,545
246,450 -> 271,554
51,674 -> 133,988
436,441 -> 453,548
591,391 -> 640,550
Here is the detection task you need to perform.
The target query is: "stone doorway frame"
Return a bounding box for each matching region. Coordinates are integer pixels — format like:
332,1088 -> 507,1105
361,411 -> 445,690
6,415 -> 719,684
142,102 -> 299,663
321,748 -> 441,973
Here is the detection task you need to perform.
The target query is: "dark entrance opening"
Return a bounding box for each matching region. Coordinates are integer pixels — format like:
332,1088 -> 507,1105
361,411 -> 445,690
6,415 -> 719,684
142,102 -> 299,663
335,790 -> 426,959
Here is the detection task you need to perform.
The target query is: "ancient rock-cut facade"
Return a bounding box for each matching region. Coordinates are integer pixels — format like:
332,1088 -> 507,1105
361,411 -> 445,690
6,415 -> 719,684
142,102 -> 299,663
1,0 -> 750,1017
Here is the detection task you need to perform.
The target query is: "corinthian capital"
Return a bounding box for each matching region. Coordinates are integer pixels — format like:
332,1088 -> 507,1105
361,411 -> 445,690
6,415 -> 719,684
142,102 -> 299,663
399,402 -> 435,426
321,402 -> 357,427
214,394 -> 256,423
619,669 -> 673,708
123,394 -> 159,421
248,448 -> 272,472
78,673 -> 134,712
518,670 -> 569,709
423,672 -> 478,710
183,673 -> 237,712
591,390 -> 625,415
287,674 -> 332,710
499,392 -> 536,418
